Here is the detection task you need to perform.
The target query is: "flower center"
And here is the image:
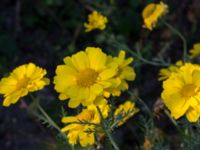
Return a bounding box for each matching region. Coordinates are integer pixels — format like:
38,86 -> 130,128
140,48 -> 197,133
181,84 -> 198,98
17,76 -> 29,90
76,68 -> 98,87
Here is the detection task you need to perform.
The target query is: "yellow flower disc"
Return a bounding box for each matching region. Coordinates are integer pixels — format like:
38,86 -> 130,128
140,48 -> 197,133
0,63 -> 49,107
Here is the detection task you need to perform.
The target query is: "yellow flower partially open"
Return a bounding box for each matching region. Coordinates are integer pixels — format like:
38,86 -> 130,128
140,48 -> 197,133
189,43 -> 200,58
0,63 -> 49,107
158,60 -> 183,81
84,11 -> 108,32
61,103 -> 109,147
105,50 -> 136,96
142,2 -> 168,30
162,63 -> 200,122
114,100 -> 139,126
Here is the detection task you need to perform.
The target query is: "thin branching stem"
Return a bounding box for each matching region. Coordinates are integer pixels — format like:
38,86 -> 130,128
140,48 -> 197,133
103,31 -> 170,67
70,121 -> 99,126
162,20 -> 188,62
128,92 -> 153,118
164,109 -> 180,130
30,94 -> 67,140
96,106 -> 120,150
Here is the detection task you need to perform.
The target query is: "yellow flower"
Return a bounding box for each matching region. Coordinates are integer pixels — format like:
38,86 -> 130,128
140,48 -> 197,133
114,100 -> 139,126
162,63 -> 200,122
0,63 -> 49,107
189,43 -> 200,58
84,11 -> 108,32
105,50 -> 136,96
54,47 -> 118,108
142,2 -> 168,30
61,103 -> 109,147
158,60 -> 183,81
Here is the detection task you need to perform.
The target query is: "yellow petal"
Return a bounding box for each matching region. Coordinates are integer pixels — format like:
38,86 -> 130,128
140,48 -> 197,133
186,107 -> 199,122
86,47 -> 107,71
99,68 -> 117,80
62,117 -> 78,123
68,98 -> 81,108
71,51 -> 89,71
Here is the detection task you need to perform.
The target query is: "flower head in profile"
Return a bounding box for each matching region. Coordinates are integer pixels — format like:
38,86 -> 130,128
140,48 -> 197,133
189,43 -> 200,58
142,1 -> 168,30
158,60 -> 183,81
84,11 -> 108,32
162,63 -> 200,122
0,63 -> 49,107
54,47 -> 119,108
105,50 -> 136,97
61,103 -> 109,147
114,100 -> 139,126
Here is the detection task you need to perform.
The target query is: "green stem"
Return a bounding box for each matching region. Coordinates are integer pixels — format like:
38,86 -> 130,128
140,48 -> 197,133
103,32 -> 169,67
128,92 -> 153,118
96,106 -> 120,150
164,109 -> 179,130
110,120 -> 120,130
125,48 -> 168,66
30,94 -> 67,140
163,20 -> 188,62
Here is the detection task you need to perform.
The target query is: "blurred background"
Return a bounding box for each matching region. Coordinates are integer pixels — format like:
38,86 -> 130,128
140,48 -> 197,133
0,0 -> 200,149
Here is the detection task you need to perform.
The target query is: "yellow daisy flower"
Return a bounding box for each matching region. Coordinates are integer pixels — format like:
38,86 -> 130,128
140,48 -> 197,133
105,50 -> 136,96
61,103 -> 109,147
142,1 -> 168,30
54,47 -> 118,108
84,11 -> 108,32
158,60 -> 183,81
114,100 -> 139,126
189,43 -> 200,58
0,63 -> 49,107
162,63 -> 200,122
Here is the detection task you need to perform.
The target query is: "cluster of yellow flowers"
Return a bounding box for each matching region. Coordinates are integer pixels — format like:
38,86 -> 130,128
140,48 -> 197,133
2,1 -> 200,148
159,42 -> 200,122
61,102 -> 109,147
0,47 -> 138,147
61,100 -> 139,147
54,47 -> 138,146
54,47 -> 136,108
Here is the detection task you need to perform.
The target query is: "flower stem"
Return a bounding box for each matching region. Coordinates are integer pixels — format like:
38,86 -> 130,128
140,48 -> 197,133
102,31 -> 170,67
30,94 -> 67,140
162,20 -> 188,62
164,109 -> 179,130
96,106 -> 120,150
128,92 -> 153,118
